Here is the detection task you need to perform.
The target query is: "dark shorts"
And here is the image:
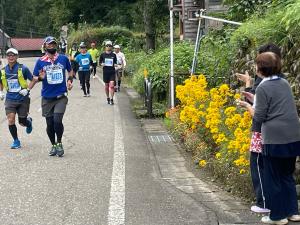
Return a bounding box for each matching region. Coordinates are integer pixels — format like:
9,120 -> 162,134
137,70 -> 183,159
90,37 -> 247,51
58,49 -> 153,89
5,97 -> 30,118
42,96 -> 68,117
103,71 -> 115,83
92,62 -> 98,67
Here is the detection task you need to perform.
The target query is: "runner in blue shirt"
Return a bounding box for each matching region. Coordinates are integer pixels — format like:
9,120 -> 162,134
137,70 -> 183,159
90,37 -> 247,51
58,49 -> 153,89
32,36 -> 73,157
0,48 -> 35,149
75,42 -> 93,97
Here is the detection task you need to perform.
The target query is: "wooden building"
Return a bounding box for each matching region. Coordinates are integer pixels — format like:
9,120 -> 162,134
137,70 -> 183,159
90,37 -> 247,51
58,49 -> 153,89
174,0 -> 225,41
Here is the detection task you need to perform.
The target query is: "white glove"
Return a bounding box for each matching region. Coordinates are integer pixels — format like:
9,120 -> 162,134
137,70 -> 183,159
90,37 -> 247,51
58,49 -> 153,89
19,89 -> 29,96
0,91 -> 5,100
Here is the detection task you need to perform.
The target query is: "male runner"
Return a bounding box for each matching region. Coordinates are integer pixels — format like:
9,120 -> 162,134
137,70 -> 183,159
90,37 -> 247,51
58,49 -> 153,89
32,36 -> 73,157
76,42 -> 93,97
88,42 -> 100,79
0,48 -> 34,149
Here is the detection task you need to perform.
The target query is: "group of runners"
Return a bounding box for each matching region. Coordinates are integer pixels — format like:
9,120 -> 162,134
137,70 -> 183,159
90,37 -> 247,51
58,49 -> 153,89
0,36 -> 126,156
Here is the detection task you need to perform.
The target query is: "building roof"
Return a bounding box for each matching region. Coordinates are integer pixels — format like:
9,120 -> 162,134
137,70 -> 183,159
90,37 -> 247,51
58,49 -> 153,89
11,38 -> 43,51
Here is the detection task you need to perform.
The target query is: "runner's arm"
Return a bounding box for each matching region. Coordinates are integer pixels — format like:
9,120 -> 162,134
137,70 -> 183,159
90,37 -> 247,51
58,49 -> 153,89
23,66 -> 37,90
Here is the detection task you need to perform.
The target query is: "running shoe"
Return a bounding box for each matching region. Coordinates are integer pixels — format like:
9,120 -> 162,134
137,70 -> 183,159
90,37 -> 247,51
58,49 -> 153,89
26,117 -> 33,134
107,98 -> 110,104
251,205 -> 270,213
93,75 -> 96,79
49,144 -> 57,156
11,139 -> 21,149
87,94 -> 91,97
56,143 -> 64,157
110,99 -> 114,105
83,94 -> 87,97
288,215 -> 300,221
261,216 -> 288,225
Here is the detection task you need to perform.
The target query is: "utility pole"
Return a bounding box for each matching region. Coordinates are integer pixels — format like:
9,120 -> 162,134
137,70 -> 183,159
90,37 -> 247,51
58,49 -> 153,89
169,0 -> 175,108
1,0 -> 5,58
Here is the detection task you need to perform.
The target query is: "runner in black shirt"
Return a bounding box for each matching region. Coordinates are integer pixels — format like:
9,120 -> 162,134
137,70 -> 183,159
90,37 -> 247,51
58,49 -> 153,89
99,41 -> 117,105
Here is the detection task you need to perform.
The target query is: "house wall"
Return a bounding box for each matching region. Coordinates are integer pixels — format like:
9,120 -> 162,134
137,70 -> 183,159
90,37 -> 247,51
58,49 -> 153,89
182,0 -> 224,41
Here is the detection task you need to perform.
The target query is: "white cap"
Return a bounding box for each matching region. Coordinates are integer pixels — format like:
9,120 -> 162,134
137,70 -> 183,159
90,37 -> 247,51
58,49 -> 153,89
79,42 -> 86,48
105,40 -> 112,46
6,48 -> 18,55
114,45 -> 120,49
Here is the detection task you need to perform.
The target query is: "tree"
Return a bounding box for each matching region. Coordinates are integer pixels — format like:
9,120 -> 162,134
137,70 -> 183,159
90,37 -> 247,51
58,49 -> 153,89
143,0 -> 156,50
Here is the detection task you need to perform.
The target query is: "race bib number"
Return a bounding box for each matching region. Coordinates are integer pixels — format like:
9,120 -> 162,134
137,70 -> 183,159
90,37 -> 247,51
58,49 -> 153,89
7,79 -> 21,93
81,58 -> 90,66
104,58 -> 113,67
46,69 -> 64,84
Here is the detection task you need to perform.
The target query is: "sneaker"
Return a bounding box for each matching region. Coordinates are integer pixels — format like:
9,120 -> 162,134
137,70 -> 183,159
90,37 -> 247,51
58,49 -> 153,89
251,205 -> 270,213
83,94 -> 87,97
93,75 -> 96,79
261,216 -> 288,225
26,117 -> 33,134
107,98 -> 110,104
288,215 -> 300,221
110,99 -> 114,105
87,93 -> 91,97
56,143 -> 64,157
11,139 -> 21,149
49,144 -> 57,156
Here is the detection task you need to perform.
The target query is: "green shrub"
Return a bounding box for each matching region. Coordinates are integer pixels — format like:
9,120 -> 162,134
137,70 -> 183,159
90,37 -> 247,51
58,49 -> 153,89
131,41 -> 195,101
68,26 -> 135,48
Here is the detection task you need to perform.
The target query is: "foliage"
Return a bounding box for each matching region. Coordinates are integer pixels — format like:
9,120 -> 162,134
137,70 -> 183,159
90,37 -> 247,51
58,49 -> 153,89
131,42 -> 195,101
68,26 -> 134,49
223,0 -> 273,21
196,30 -> 235,86
229,0 -> 300,109
3,0 -> 168,41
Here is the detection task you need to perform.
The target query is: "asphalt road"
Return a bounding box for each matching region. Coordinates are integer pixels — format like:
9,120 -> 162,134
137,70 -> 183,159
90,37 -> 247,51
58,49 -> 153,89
0,57 -> 219,225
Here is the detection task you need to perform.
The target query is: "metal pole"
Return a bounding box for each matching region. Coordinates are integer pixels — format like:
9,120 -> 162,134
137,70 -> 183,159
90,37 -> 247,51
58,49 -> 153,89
196,10 -> 242,26
1,0 -> 5,58
191,18 -> 203,75
169,0 -> 175,108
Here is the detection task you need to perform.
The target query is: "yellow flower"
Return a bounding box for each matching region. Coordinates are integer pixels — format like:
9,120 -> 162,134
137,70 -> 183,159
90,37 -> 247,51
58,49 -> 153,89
240,169 -> 246,174
234,93 -> 241,100
199,160 -> 207,167
215,152 -> 221,159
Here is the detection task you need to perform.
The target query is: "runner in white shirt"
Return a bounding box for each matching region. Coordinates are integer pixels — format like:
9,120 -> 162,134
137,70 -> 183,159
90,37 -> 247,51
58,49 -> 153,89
113,45 -> 126,92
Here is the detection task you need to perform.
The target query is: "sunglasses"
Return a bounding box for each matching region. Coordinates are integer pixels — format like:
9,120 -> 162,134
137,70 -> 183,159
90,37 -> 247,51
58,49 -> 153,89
7,54 -> 17,57
106,45 -> 112,47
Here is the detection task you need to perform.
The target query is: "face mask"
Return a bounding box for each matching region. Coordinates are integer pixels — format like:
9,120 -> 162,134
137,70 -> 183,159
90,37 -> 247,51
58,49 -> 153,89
46,48 -> 57,54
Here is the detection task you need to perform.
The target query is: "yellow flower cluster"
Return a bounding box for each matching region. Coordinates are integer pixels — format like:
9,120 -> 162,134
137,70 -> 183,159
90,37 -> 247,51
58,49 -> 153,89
172,75 -> 252,172
199,160 -> 207,167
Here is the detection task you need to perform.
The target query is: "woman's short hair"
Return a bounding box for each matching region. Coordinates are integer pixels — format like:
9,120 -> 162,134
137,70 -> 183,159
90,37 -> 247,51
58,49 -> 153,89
258,43 -> 282,58
255,52 -> 282,77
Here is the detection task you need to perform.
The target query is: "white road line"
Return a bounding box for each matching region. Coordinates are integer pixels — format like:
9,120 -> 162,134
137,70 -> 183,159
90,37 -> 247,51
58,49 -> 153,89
107,97 -> 126,225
